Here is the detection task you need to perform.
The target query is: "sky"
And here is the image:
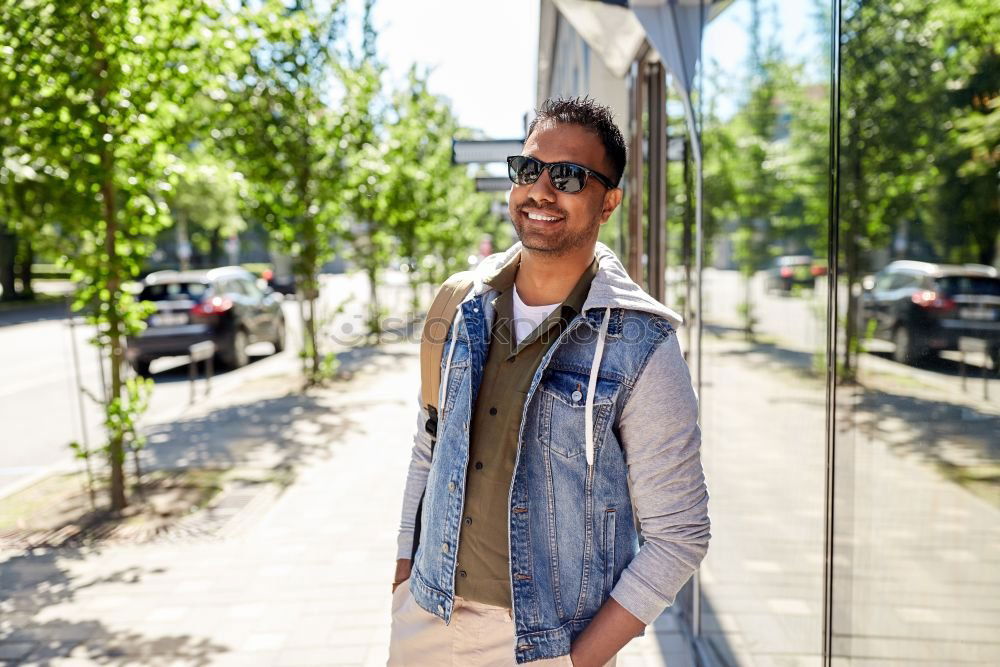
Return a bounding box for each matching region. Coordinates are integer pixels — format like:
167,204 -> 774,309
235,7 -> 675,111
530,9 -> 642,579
702,1 -> 829,117
346,0 -> 540,139
344,0 -> 825,135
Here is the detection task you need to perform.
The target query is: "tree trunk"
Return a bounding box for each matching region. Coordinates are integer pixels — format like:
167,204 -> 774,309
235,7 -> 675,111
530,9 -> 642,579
209,226 -> 222,266
101,156 -> 127,512
367,264 -> 381,342
842,111 -> 864,381
16,237 -> 34,299
409,273 -> 421,316
0,224 -> 18,301
305,287 -> 319,382
743,273 -> 754,341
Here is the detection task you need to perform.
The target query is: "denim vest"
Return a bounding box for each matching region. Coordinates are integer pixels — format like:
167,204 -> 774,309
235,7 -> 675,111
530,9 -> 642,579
408,288 -> 676,663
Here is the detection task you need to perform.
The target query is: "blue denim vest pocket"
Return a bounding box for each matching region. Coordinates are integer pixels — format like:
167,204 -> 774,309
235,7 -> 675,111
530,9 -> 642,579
603,508 -> 617,593
537,367 -> 620,458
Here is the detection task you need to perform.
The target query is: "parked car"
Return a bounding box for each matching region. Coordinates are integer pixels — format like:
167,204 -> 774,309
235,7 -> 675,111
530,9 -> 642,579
764,255 -> 826,293
126,266 -> 286,376
861,260 -> 1000,365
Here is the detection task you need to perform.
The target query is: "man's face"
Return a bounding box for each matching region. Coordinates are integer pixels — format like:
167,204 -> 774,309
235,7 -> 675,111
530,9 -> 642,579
508,121 -> 623,257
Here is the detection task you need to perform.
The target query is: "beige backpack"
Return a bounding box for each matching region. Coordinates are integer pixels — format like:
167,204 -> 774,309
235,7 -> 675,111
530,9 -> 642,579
410,271 -> 474,560
419,271 -> 475,417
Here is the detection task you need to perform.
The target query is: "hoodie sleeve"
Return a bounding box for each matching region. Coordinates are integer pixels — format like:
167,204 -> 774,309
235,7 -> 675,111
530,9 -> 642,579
609,331 -> 711,625
396,390 -> 435,560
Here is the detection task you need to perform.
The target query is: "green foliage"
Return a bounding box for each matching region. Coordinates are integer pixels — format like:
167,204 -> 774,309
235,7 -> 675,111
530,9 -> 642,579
219,0 -> 346,382
165,147 -> 247,266
2,0 -> 509,502
117,376 -> 154,452
838,0 -> 999,372
1,0 -> 244,509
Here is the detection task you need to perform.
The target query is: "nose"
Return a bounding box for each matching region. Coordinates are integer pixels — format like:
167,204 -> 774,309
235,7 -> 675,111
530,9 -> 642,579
526,167 -> 558,204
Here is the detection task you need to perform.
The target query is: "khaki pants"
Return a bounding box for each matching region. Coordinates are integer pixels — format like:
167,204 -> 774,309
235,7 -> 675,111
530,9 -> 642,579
388,579 -> 616,666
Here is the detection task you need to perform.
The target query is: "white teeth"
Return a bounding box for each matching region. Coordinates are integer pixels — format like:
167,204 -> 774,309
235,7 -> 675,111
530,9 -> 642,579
527,212 -> 559,221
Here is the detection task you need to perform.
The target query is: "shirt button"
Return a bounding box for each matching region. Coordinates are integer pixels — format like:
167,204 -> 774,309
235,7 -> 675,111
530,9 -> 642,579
441,543 -> 449,553
464,517 -> 472,526
475,461 -> 483,470
489,407 -> 497,416
572,390 -> 583,402
459,570 -> 467,578
448,482 -> 456,492
437,604 -> 445,615
473,307 -> 480,313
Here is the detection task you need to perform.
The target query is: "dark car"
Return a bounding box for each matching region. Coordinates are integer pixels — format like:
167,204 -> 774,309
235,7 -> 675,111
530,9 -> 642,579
126,266 -> 286,376
765,255 -> 826,293
862,260 -> 1000,365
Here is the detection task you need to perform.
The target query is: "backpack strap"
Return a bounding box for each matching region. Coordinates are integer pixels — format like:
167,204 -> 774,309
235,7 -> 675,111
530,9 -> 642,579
411,271 -> 475,561
420,270 -> 475,414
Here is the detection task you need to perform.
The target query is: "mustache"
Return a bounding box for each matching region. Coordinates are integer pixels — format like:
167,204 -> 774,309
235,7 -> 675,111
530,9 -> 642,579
516,200 -> 567,218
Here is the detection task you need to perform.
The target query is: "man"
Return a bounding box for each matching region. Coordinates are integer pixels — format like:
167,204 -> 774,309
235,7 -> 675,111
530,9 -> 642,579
389,97 -> 710,666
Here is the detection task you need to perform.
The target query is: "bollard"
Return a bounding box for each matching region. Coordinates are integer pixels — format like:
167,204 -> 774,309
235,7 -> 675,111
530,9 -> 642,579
187,340 -> 217,405
958,337 -> 989,401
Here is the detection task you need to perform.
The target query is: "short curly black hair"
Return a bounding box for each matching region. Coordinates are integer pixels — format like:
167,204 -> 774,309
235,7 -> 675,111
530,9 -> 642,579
526,96 -> 627,187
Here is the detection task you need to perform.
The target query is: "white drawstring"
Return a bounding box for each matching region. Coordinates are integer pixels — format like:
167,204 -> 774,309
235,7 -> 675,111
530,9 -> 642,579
439,308 -> 464,412
585,307 -> 611,466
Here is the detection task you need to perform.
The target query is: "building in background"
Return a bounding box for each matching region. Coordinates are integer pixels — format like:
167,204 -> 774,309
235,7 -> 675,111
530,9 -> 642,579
536,1 -> 1000,665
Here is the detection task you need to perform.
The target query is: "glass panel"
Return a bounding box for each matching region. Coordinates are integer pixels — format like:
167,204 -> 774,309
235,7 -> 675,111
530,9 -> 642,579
695,0 -> 833,663
834,0 -> 1000,663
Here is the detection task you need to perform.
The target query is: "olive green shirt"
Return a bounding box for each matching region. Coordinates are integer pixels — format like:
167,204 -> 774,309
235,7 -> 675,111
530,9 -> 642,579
454,255 -> 598,608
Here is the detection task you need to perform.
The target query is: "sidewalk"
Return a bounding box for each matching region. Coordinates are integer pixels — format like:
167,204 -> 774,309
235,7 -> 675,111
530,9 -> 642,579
696,330 -> 1000,666
0,340 -> 694,666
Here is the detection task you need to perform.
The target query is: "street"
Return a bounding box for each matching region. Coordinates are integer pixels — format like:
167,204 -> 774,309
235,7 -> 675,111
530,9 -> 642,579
699,268 -> 1000,402
0,271 -> 414,497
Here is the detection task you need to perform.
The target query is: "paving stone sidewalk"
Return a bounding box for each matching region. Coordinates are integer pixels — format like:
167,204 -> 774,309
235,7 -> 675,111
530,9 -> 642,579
1,341 -> 693,666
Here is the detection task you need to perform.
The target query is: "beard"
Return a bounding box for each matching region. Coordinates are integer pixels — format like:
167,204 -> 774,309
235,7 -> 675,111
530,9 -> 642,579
510,203 -> 601,258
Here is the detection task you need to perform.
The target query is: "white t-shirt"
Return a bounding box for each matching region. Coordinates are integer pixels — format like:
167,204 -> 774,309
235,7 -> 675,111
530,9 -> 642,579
512,284 -> 560,346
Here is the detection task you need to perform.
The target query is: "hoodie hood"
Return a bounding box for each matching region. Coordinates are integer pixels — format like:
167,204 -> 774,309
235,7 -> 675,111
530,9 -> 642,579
471,241 -> 683,328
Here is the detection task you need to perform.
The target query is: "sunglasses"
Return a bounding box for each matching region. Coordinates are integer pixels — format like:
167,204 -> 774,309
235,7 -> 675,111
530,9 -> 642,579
506,155 -> 616,194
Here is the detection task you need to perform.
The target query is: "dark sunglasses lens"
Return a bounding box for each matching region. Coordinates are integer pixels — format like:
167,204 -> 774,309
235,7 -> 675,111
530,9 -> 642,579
548,163 -> 586,193
510,156 -> 541,185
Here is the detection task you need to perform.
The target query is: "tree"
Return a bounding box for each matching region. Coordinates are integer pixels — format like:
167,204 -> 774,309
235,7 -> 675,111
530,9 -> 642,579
722,0 -> 788,337
223,0 -> 346,382
339,61 -> 390,340
0,0 -> 241,509
164,147 -> 247,270
378,69 -> 491,311
925,0 -> 999,265
839,0 -> 998,376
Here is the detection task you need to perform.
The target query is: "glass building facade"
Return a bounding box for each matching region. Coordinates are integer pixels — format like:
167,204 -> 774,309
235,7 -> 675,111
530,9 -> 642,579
539,0 -> 999,663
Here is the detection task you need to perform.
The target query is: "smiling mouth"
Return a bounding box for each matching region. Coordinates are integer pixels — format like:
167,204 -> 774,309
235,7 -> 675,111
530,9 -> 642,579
522,210 -> 564,222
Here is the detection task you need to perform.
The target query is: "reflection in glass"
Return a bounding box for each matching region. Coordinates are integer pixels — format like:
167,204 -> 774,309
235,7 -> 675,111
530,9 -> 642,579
835,0 -> 1000,663
695,0 -> 832,663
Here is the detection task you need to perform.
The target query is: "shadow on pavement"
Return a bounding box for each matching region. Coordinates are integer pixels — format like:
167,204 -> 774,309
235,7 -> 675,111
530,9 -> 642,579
867,350 -> 997,378
141,389 -> 354,473
144,351 -> 271,386
849,386 -> 1000,503
708,326 -> 999,504
1,343 -> 419,664
0,548 -> 227,665
694,591 -> 745,667
0,301 -> 71,329
140,343 -> 415,475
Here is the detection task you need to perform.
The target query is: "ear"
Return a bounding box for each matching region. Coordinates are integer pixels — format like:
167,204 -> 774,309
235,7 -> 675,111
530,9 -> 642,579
598,188 -> 624,225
